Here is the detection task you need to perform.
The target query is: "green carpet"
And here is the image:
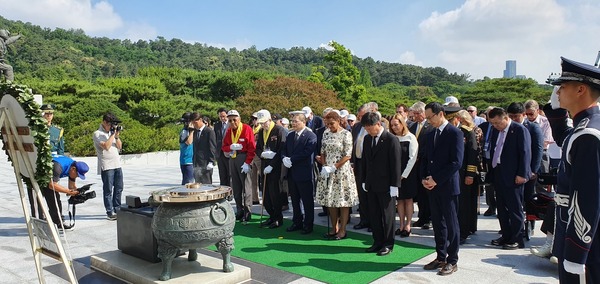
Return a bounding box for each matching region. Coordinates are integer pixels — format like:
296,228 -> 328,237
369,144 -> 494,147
211,216 -> 434,284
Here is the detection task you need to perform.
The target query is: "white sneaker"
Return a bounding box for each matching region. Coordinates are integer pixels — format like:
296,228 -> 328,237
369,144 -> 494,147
530,241 -> 552,258
549,256 -> 558,264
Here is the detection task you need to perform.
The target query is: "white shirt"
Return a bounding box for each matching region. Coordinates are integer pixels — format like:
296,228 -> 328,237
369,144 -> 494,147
532,114 -> 554,149
93,125 -> 121,174
397,132 -> 418,178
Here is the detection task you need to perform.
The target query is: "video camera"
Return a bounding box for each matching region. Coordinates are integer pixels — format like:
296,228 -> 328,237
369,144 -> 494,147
68,184 -> 96,205
110,118 -> 123,132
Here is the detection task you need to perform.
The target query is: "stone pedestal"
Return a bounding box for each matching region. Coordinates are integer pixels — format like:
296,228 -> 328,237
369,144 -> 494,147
91,250 -> 251,284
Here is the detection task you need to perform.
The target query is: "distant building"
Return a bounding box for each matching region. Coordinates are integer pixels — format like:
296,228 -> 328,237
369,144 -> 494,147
503,60 -> 517,78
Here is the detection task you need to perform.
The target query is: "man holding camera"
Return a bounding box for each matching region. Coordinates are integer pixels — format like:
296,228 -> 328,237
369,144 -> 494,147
44,155 -> 89,231
93,113 -> 123,221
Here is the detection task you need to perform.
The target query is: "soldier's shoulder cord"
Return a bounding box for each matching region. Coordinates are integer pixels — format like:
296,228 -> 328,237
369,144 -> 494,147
566,117 -> 600,164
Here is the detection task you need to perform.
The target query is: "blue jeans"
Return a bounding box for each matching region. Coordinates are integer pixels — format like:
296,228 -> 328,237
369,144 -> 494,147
101,168 -> 123,216
180,164 -> 194,185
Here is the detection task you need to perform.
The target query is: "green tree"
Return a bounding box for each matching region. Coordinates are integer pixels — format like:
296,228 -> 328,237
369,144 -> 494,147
324,41 -> 367,110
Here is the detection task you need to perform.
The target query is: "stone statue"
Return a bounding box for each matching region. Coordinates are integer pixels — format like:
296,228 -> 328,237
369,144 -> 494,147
0,29 -> 21,82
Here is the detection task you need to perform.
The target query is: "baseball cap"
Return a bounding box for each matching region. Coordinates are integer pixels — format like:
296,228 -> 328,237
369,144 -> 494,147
443,96 -> 459,106
302,106 -> 312,116
227,110 -> 240,117
347,114 -> 357,121
256,109 -> 271,123
75,161 -> 89,180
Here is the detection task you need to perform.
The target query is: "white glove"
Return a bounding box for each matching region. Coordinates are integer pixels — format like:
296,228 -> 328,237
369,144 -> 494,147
550,86 -> 560,110
390,186 -> 399,197
241,163 -> 251,174
283,157 -> 292,168
261,150 -> 276,159
230,143 -> 243,151
223,151 -> 231,158
264,165 -> 273,174
320,167 -> 330,178
323,166 -> 336,175
563,259 -> 585,275
362,183 -> 367,192
206,163 -> 214,171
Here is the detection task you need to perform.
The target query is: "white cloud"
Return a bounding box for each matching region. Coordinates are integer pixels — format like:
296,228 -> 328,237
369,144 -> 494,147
0,0 -> 123,33
416,0 -> 598,82
397,51 -> 423,66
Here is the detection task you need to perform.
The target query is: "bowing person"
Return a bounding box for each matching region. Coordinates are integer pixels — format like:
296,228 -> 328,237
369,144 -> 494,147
315,111 -> 358,240
255,109 -> 286,228
420,103 -> 463,276
388,113 -> 419,237
360,111 -> 402,256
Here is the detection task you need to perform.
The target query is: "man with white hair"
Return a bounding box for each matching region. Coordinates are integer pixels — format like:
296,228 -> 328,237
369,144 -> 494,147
467,106 -> 486,126
303,106 -> 325,132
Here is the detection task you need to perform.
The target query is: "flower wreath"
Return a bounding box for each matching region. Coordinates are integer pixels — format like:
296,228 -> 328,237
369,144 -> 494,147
0,82 -> 52,187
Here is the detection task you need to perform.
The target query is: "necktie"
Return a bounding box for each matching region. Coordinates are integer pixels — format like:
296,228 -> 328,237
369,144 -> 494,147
222,123 -> 227,136
434,128 -> 441,145
416,122 -> 423,139
492,130 -> 505,168
294,132 -> 300,145
372,135 -> 378,148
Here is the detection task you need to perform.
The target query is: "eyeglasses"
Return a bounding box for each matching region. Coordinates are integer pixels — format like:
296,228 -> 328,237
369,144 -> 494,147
425,114 -> 437,120
467,110 -> 475,113
525,112 -> 535,116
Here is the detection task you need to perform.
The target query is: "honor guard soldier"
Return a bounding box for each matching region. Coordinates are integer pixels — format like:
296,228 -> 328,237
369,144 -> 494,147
546,57 -> 600,283
41,104 -> 65,155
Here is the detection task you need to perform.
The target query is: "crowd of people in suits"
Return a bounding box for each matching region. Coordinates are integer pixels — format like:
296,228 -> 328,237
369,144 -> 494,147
176,56 -> 600,281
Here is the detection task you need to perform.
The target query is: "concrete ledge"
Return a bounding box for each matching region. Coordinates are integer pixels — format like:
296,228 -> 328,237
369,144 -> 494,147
91,250 -> 251,284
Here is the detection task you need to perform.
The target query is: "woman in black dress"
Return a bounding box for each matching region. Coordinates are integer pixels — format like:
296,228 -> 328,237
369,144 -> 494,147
389,114 -> 419,237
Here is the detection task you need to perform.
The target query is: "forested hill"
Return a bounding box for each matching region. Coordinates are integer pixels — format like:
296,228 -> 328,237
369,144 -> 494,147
1,16 -> 469,86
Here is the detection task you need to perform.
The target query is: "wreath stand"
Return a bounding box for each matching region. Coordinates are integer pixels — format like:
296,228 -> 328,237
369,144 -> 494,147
0,105 -> 78,283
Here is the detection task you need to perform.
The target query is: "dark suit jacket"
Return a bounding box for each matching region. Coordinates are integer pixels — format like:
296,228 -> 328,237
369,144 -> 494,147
420,124 -> 464,196
214,120 -> 228,158
360,130 -> 402,192
281,128 -> 317,182
489,121 -> 531,187
307,116 -> 325,133
522,120 -> 543,174
193,126 -> 217,167
409,120 -> 434,160
256,124 -> 286,176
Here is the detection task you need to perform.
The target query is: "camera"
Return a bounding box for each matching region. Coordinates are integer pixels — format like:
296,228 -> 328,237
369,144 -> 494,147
68,184 -> 96,205
110,119 -> 123,132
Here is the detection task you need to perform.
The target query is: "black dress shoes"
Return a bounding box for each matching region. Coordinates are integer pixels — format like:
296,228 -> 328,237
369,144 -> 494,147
260,218 -> 274,226
421,222 -> 431,229
377,247 -> 392,256
286,223 -> 302,232
491,237 -> 506,246
317,211 -> 328,217
400,230 -> 411,238
301,226 -> 313,234
268,220 -> 282,229
353,223 -> 369,230
483,208 -> 496,216
438,263 -> 458,275
502,242 -> 519,250
365,245 -> 381,253
412,220 -> 425,227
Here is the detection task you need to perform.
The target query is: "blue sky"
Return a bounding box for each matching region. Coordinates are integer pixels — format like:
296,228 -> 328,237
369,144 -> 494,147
1,0 -> 599,83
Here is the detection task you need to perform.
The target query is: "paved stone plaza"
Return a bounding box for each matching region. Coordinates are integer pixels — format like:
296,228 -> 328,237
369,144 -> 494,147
0,150 -> 558,283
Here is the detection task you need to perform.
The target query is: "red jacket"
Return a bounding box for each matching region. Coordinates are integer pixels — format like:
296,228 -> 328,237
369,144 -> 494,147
222,123 -> 256,164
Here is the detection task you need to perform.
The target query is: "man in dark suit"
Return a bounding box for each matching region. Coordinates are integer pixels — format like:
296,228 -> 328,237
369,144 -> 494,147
191,112 -> 217,184
409,101 -> 435,229
303,106 -> 325,132
420,103 -> 463,276
282,112 -> 317,234
255,109 -> 286,228
506,102 -> 543,217
351,103 -> 372,230
488,107 -> 531,250
360,111 -> 402,256
214,108 -> 230,186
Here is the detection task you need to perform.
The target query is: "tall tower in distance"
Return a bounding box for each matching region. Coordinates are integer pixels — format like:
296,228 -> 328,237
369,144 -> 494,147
503,60 -> 517,78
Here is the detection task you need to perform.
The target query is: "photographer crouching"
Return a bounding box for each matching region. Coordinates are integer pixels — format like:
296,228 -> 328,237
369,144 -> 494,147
93,113 -> 123,221
44,155 -> 89,231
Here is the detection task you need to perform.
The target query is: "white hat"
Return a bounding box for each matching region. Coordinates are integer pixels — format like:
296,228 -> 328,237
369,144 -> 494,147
339,109 -> 349,118
347,114 -> 357,121
227,110 -> 240,117
289,110 -> 304,116
281,118 -> 290,125
256,109 -> 271,123
302,106 -> 312,116
444,96 -> 459,106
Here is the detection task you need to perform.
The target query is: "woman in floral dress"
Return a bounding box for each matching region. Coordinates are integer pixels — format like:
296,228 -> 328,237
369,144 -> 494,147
316,111 -> 358,240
